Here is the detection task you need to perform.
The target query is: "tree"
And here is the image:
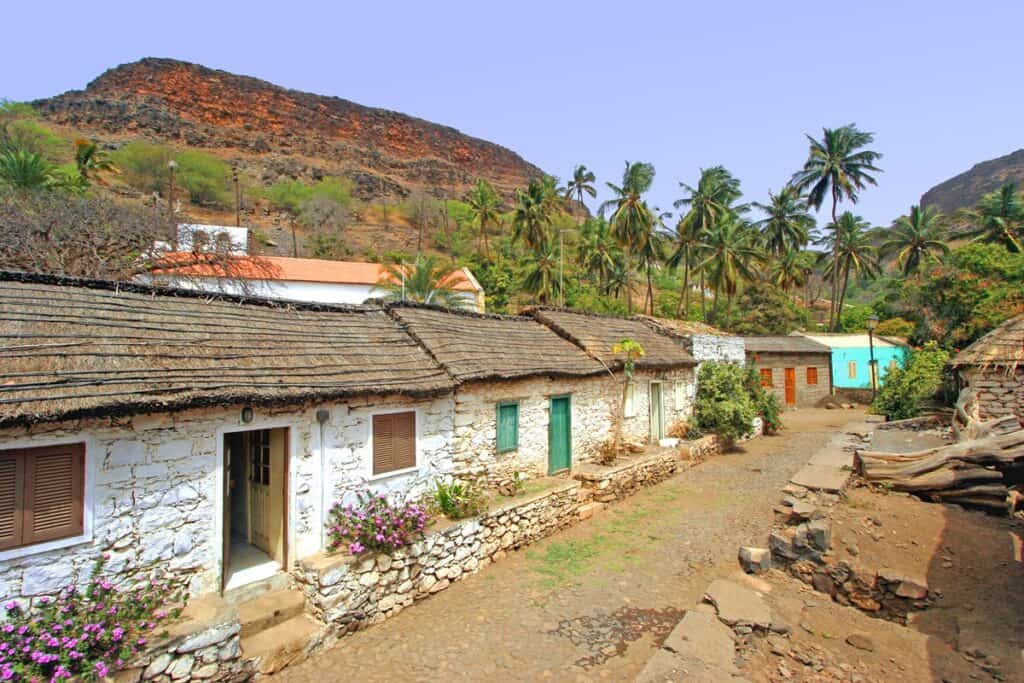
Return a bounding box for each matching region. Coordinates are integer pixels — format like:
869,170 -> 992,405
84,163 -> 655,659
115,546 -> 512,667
881,204 -> 949,276
753,184 -> 814,255
464,179 -> 501,258
522,242 -> 561,305
375,255 -> 468,308
0,148 -> 58,190
600,161 -> 656,315
608,339 -> 645,458
769,247 -> 814,292
959,182 -> 1024,253
673,166 -> 745,318
637,208 -> 670,314
73,139 -> 118,185
577,216 -> 619,292
699,214 -> 762,323
665,213 -> 706,317
512,177 -> 557,251
791,124 -> 882,330
564,164 -> 597,212
817,212 -> 880,323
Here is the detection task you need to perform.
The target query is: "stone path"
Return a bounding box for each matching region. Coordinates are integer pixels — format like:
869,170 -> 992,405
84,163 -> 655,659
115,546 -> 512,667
276,410 -> 859,682
789,419 -> 874,492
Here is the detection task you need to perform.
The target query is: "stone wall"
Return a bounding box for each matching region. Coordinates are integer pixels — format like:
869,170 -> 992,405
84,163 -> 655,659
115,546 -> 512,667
623,368 -> 696,442
690,335 -> 745,364
683,434 -> 723,461
573,450 -> 680,504
292,481 -> 582,631
747,352 -> 832,408
124,609 -> 248,682
961,366 -> 1024,421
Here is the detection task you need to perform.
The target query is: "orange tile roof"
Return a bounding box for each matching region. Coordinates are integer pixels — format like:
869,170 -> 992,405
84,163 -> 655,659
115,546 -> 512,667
155,254 -> 481,292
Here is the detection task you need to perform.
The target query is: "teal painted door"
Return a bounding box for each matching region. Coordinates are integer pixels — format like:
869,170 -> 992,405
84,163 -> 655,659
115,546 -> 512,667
548,396 -> 571,473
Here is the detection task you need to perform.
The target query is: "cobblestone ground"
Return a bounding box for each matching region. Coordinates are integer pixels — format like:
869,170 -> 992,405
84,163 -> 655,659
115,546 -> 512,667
278,410 -> 857,682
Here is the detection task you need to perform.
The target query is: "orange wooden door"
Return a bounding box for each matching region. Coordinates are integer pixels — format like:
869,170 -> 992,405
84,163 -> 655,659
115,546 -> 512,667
784,368 -> 796,406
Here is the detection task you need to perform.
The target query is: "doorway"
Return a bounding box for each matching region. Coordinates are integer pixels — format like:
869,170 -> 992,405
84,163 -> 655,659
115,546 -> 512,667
548,396 -> 572,474
784,368 -> 797,406
222,427 -> 288,592
650,382 -> 665,441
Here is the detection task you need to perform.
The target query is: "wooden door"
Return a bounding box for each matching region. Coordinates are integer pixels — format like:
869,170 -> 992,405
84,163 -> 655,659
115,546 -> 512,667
221,443 -> 232,592
248,430 -> 272,553
548,396 -> 572,474
650,383 -> 664,441
784,368 -> 796,406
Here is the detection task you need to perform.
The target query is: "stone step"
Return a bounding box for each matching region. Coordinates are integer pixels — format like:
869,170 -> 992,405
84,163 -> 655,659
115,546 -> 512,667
222,570 -> 291,606
238,587 -> 308,638
241,613 -> 321,675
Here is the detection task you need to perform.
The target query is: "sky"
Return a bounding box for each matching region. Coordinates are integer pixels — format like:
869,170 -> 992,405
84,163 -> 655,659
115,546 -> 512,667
3,1 -> 1021,227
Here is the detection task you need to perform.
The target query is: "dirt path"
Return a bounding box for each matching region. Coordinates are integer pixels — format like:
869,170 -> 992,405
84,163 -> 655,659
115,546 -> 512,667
278,409 -> 858,682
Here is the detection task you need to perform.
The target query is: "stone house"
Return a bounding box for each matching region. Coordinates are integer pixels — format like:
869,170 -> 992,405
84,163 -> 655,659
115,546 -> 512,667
527,308 -> 699,442
743,336 -> 833,408
951,313 -> 1024,421
795,332 -> 908,391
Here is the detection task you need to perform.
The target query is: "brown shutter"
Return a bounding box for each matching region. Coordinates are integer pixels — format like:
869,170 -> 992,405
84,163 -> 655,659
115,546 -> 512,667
0,452 -> 25,551
372,414 -> 395,475
22,444 -> 85,545
393,412 -> 416,470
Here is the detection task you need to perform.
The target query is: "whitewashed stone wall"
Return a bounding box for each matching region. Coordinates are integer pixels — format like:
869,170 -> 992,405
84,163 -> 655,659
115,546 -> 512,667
622,368 -> 697,442
960,366 -> 1024,421
0,393 -> 453,603
690,334 -> 745,364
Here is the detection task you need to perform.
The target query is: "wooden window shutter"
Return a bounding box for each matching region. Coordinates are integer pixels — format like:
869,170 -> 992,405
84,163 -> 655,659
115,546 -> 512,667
373,412 -> 416,475
806,367 -> 818,385
760,368 -> 773,388
0,452 -> 25,551
496,403 -> 519,453
22,444 -> 85,546
848,361 -> 857,379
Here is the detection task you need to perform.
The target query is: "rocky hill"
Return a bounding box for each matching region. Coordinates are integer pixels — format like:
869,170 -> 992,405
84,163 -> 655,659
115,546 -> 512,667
920,148 -> 1024,213
32,58 -> 544,202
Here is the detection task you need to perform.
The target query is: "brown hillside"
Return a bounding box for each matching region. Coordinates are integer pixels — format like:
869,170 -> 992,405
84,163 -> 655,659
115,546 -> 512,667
920,148 -> 1024,214
32,58 -> 544,202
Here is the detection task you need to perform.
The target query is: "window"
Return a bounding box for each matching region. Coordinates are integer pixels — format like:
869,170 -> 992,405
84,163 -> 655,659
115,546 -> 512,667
1,444 -> 85,552
249,430 -> 271,485
848,361 -> 857,379
496,402 -> 520,453
806,367 -> 819,386
372,412 -> 416,475
759,368 -> 773,388
624,382 -> 637,417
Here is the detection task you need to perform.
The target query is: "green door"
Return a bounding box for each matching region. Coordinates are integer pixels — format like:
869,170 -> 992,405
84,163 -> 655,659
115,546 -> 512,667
549,396 -> 571,474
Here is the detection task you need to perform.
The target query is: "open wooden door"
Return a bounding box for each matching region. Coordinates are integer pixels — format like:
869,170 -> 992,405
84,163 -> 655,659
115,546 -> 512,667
784,368 -> 797,406
221,441 -> 233,592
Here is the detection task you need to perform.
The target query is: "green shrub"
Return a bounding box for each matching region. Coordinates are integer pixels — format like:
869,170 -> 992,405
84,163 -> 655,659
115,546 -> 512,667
744,367 -> 783,434
430,479 -> 488,520
260,176 -> 354,214
113,141 -> 171,194
874,317 -> 915,338
114,142 -> 231,206
1,119 -> 71,161
871,342 -> 951,420
694,362 -> 757,442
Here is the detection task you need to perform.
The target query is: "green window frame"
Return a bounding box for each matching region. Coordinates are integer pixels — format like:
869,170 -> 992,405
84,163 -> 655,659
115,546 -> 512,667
496,402 -> 520,453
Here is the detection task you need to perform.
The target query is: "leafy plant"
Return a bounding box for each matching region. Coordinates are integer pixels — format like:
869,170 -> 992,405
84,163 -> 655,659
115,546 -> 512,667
0,555 -> 185,682
871,342 -> 951,420
694,362 -> 757,442
326,491 -> 428,555
744,367 -> 783,435
430,479 -> 488,520
114,143 -> 231,206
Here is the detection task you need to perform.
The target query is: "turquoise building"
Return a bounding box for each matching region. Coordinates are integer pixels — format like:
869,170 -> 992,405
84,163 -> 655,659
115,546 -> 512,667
796,333 -> 910,389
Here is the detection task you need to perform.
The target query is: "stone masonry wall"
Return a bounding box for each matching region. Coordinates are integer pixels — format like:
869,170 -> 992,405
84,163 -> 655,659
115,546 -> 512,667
623,368 -> 696,443
292,481 -> 582,633
748,352 -> 832,408
573,450 -> 680,504
962,366 -> 1024,421
690,334 -> 746,364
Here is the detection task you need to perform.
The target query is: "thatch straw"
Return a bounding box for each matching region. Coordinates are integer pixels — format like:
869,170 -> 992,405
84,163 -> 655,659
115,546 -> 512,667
742,336 -> 831,354
952,313 -> 1024,372
0,271 -> 452,427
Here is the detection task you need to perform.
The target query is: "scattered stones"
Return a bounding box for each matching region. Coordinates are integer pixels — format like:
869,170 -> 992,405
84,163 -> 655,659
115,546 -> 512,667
738,546 -> 772,574
703,579 -> 772,630
845,632 -> 875,652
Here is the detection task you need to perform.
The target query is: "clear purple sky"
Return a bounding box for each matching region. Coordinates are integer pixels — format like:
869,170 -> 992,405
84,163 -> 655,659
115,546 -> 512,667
3,1 -> 1020,226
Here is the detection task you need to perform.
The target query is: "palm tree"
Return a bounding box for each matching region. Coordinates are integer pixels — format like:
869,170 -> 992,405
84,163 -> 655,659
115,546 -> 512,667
374,255 -> 468,309
881,205 -> 949,276
673,166 -> 745,318
699,215 -> 763,323
522,242 -> 561,305
791,124 -> 882,330
665,216 -> 705,317
512,177 -> 557,251
637,208 -> 670,314
816,212 -> 881,325
770,247 -> 814,292
600,161 -> 656,315
578,216 -> 618,292
564,164 -> 597,211
464,179 -> 501,258
959,182 -> 1024,253
74,139 -> 118,185
0,148 -> 57,190
753,184 -> 814,255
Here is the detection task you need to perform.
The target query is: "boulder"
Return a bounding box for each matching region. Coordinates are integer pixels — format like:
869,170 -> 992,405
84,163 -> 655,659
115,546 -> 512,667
738,546 -> 772,574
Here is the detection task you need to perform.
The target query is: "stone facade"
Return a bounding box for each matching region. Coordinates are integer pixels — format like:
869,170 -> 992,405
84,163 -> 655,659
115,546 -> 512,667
690,334 -> 745,364
292,481 -> 583,630
747,352 -> 832,408
959,366 -> 1024,421
573,450 -> 681,504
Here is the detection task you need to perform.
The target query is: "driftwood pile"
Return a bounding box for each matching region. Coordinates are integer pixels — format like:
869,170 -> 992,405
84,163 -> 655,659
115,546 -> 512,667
855,388 -> 1024,513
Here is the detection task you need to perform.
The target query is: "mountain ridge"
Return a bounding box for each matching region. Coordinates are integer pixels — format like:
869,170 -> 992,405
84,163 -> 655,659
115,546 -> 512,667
920,148 -> 1024,214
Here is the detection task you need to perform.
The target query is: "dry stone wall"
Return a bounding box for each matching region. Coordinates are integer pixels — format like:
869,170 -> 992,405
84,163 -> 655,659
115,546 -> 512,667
690,335 -> 745,364
572,450 -> 680,503
962,366 -> 1024,421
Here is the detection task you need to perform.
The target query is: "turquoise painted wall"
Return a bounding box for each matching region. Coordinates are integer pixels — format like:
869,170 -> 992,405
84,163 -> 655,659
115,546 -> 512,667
830,345 -> 909,389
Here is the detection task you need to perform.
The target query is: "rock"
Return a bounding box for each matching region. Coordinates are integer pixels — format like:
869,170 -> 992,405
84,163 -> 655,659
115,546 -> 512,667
21,563 -> 75,596
143,653 -> 172,678
768,635 -> 790,655
846,633 -> 875,652
191,663 -> 220,679
703,579 -> 772,629
660,610 -> 738,673
167,654 -> 194,680
769,618 -> 792,635
738,546 -> 772,574
895,579 -> 928,600
806,519 -> 832,552
811,573 -> 836,596
790,500 -> 818,521
176,621 -> 240,653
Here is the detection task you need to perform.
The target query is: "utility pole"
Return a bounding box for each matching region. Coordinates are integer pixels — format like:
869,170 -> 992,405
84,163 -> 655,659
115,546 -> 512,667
167,159 -> 179,250
232,166 -> 241,227
867,314 -> 879,401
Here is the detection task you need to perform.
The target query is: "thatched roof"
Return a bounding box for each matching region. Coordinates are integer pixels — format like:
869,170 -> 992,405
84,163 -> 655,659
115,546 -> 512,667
0,272 -> 452,427
743,336 -> 831,354
387,303 -> 608,382
952,313 -> 1024,370
527,308 -> 696,370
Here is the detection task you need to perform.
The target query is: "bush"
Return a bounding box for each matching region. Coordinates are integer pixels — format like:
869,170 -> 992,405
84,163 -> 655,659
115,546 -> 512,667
871,342 -> 951,420
326,491 -> 427,555
0,555 -> 185,682
744,367 -> 783,435
694,362 -> 757,442
114,142 -> 231,206
874,317 -> 915,338
429,479 -> 488,520
261,177 -> 353,215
